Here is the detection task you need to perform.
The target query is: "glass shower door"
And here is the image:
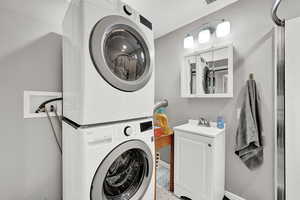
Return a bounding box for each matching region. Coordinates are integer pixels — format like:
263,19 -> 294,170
285,16 -> 300,200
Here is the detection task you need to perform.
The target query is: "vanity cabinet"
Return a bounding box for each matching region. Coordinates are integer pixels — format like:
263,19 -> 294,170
174,124 -> 225,200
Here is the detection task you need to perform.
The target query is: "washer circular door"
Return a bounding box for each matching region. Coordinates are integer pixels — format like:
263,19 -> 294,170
90,15 -> 153,92
90,140 -> 154,200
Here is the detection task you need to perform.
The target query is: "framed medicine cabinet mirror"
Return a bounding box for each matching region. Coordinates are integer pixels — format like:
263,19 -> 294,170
181,44 -> 233,98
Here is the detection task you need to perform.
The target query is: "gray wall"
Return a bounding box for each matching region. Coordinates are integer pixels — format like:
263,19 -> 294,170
155,0 -> 300,200
0,8 -> 62,200
0,0 -> 298,199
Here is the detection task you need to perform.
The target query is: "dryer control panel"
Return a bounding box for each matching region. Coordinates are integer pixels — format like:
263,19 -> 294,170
124,126 -> 134,136
139,15 -> 152,30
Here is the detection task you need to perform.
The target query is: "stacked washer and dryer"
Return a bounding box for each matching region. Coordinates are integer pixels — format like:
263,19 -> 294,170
62,0 -> 155,199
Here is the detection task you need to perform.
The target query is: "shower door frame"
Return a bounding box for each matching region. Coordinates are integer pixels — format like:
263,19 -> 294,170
272,0 -> 285,200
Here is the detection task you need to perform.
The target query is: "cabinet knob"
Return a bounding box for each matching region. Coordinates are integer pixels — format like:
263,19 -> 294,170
208,144 -> 212,147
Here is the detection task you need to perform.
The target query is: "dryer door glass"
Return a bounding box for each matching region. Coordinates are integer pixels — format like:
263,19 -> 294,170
90,16 -> 153,92
90,140 -> 153,200
104,28 -> 147,82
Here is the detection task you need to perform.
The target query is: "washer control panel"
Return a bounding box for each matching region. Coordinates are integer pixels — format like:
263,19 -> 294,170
119,119 -> 153,138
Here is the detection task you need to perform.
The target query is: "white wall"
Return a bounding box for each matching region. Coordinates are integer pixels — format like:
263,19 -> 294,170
0,8 -> 63,200
155,0 -> 300,199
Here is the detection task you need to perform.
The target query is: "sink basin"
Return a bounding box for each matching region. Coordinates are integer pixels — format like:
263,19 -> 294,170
173,122 -> 225,138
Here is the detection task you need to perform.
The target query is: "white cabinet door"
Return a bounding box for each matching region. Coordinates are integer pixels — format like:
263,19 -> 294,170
175,132 -> 213,200
286,16 -> 300,200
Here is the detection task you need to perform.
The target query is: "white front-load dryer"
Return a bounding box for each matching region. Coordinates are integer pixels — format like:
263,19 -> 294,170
63,0 -> 155,125
63,118 -> 155,200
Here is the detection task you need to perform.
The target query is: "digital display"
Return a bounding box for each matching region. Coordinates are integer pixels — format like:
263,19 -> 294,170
140,121 -> 153,132
139,15 -> 152,30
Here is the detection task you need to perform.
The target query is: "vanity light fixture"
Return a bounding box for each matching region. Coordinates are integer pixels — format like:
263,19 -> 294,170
216,20 -> 231,38
184,34 -> 194,49
184,19 -> 230,48
198,29 -> 211,44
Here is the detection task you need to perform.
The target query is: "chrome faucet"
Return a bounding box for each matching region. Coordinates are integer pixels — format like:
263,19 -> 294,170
198,117 -> 210,127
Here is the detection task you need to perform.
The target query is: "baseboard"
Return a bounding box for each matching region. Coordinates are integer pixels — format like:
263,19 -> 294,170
225,191 -> 246,200
158,160 -> 170,169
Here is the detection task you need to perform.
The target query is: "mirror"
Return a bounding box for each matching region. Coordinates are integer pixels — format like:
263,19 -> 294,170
181,44 -> 233,98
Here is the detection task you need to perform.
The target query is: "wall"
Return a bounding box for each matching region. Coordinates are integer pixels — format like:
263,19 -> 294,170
154,0 -> 300,200
0,8 -> 63,200
0,0 -> 298,199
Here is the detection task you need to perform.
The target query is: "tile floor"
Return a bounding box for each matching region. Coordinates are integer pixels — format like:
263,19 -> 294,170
156,185 -> 179,200
156,163 -> 179,199
156,187 -> 229,200
156,163 -> 170,190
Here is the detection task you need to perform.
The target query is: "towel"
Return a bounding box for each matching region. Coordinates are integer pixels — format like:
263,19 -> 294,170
235,79 -> 264,170
113,54 -> 139,81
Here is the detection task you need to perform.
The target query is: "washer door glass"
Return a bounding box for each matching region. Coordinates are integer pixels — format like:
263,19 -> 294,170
104,149 -> 146,199
90,16 -> 152,92
90,140 -> 153,200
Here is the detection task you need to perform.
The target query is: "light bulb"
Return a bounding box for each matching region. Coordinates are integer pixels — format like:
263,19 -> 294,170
198,29 -> 211,44
184,35 -> 194,49
216,21 -> 231,38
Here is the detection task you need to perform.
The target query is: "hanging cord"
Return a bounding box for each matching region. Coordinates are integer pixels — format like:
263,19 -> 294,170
36,98 -> 63,200
35,97 -> 63,113
36,98 -> 63,154
45,106 -> 62,154
53,106 -> 63,125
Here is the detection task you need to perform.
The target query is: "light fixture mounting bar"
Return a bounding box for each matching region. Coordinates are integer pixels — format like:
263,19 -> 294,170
205,0 -> 217,5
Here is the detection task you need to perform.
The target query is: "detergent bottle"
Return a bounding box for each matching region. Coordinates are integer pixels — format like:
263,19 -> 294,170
154,108 -> 173,135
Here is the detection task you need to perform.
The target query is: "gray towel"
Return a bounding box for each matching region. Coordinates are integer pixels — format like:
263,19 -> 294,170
235,79 -> 264,170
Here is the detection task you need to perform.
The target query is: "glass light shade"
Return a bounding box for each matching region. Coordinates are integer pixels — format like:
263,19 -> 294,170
198,29 -> 211,44
184,35 -> 194,49
216,21 -> 231,38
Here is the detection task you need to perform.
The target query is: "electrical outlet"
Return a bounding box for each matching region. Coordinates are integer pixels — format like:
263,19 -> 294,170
45,103 -> 59,113
24,91 -> 62,118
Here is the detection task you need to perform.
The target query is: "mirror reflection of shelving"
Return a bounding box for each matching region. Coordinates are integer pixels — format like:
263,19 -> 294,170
181,44 -> 233,98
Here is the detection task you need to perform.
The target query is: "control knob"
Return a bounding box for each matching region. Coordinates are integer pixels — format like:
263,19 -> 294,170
124,126 -> 133,136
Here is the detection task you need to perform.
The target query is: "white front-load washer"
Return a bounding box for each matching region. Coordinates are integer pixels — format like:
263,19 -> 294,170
63,0 -> 155,125
63,118 -> 155,200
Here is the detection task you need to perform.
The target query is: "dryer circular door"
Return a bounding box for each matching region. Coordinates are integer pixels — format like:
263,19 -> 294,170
90,140 -> 154,200
90,15 -> 153,92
